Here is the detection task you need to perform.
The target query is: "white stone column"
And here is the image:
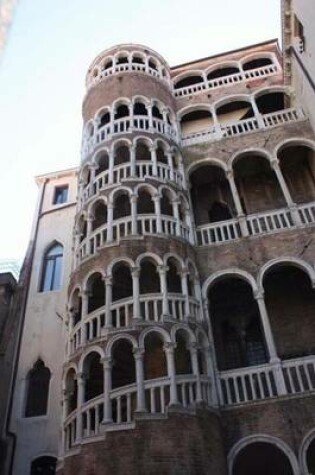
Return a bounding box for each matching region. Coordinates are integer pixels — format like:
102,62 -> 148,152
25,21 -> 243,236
166,151 -> 175,181
86,213 -> 93,237
102,357 -> 112,423
212,109 -> 223,138
130,194 -> 138,235
148,104 -> 153,132
130,144 -> 136,177
164,343 -> 178,405
172,199 -> 181,237
271,158 -> 302,226
62,391 -> 69,452
153,195 -> 162,233
108,148 -> 114,184
158,265 -> 169,317
107,203 -> 114,242
81,291 -> 89,344
128,103 -> 134,132
105,276 -> 113,328
181,270 -> 191,319
76,373 -> 85,440
134,348 -> 146,412
226,169 -> 249,237
150,145 -> 158,176
131,266 -> 141,321
250,97 -> 265,128
189,344 -> 203,403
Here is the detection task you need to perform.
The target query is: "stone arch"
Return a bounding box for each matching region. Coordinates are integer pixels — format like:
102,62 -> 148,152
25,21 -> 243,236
139,326 -> 171,348
105,333 -> 138,358
136,252 -> 163,268
229,147 -> 273,169
299,428 -> 315,475
186,157 -> 228,177
258,256 -> 315,291
228,434 -> 300,475
206,61 -> 241,81
170,324 -> 196,344
173,70 -> 205,89
241,51 -> 276,70
202,268 -> 258,299
82,268 -> 106,292
78,346 -> 105,373
106,257 -> 135,277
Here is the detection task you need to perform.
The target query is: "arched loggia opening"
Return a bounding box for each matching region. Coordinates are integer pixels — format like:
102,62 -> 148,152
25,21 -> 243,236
98,111 -> 110,129
190,164 -> 235,225
133,101 -> 148,116
152,104 -> 163,120
256,91 -> 289,115
114,104 -> 129,120
112,262 -> 133,327
70,289 -> 82,327
243,56 -> 273,71
136,141 -> 151,161
208,277 -> 267,371
111,339 -> 136,423
95,152 -> 109,175
139,259 -> 161,321
83,352 -> 103,401
137,189 -> 155,214
91,201 -> 107,231
232,442 -> 295,475
86,273 -> 105,313
278,144 -> 315,204
114,144 -> 130,166
156,143 -> 168,165
160,189 -> 173,216
113,191 -> 131,219
65,368 -> 77,415
30,456 -> 57,475
77,215 -> 87,243
263,264 -> 315,360
174,74 -> 204,90
207,65 -> 240,81
181,109 -> 213,137
174,330 -> 192,375
144,332 -> 167,380
306,437 -> 315,475
216,100 -> 254,125
233,154 -> 285,214
166,258 -> 182,293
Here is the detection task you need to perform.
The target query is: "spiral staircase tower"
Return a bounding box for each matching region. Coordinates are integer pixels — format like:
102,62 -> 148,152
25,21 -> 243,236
59,44 -> 225,474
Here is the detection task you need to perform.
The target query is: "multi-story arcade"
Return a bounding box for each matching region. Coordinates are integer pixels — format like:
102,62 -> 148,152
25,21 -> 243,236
7,11 -> 315,475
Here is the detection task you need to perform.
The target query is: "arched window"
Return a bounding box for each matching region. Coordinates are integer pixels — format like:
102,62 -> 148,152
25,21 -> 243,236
25,360 -> 51,417
40,243 -> 63,292
30,456 -> 57,475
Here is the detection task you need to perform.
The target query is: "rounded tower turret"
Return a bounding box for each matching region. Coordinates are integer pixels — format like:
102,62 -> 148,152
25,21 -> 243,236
59,44 -> 226,475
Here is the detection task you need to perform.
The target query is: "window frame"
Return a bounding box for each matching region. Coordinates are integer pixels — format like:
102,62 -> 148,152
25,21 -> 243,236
39,243 -> 63,292
53,185 -> 69,205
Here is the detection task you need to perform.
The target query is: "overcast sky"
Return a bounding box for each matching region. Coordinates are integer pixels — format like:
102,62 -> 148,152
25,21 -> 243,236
0,0 -> 281,262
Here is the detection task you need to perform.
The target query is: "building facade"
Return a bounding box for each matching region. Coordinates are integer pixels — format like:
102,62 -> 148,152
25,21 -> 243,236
7,3 -> 315,474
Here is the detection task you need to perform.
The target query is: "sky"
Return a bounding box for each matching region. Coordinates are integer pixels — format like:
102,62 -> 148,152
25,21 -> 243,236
0,0 -> 281,263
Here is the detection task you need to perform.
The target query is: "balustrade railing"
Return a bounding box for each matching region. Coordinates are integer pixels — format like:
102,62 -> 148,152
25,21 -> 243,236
82,116 -> 178,158
174,64 -> 278,98
181,107 -> 305,147
218,355 -> 315,406
64,374 -> 212,449
196,201 -> 315,247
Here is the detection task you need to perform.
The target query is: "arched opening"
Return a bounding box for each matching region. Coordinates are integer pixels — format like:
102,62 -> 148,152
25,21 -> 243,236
103,59 -> 113,70
40,243 -> 63,292
207,65 -> 240,81
166,258 -> 182,293
233,154 -> 285,213
84,352 -> 103,401
112,340 -> 135,388
264,265 -> 315,360
278,145 -> 315,203
132,55 -> 145,65
140,260 -> 160,294
306,437 -> 315,475
144,333 -> 167,379
156,144 -> 168,165
243,56 -> 273,71
190,165 -> 235,225
116,55 -> 128,65
232,442 -> 294,475
30,456 -> 57,475
216,100 -> 254,125
148,58 -> 158,71
78,216 -> 87,243
197,333 -> 208,375
136,142 -> 151,161
208,278 -> 267,370
91,201 -> 107,231
87,273 -> 105,313
99,111 -> 110,128
95,152 -> 109,175
187,263 -> 196,298
256,91 -> 288,115
70,289 -> 82,326
181,109 -> 213,137
137,190 -> 154,214
174,74 -> 204,90
25,360 -> 51,417
160,190 -> 173,216
112,263 -> 133,301
114,104 -> 129,120
81,166 -> 91,186
65,369 -> 77,415
114,144 -> 130,166
113,192 -> 131,219
152,105 -> 163,120
175,330 -> 192,375
133,101 -> 148,116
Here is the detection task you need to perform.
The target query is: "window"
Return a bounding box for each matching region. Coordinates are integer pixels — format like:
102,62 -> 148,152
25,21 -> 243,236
25,360 -> 51,417
40,243 -> 63,292
30,456 -> 56,475
294,14 -> 305,52
53,185 -> 68,205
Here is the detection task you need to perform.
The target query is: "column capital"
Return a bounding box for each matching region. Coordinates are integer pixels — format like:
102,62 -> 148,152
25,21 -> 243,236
81,289 -> 92,298
254,290 -> 265,300
130,193 -> 138,203
149,144 -> 157,152
76,372 -> 86,382
270,158 -> 280,169
226,169 -> 234,180
131,266 -> 141,278
101,356 -> 112,368
163,342 -> 176,353
133,347 -> 145,359
104,276 -> 113,286
157,265 -> 169,275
